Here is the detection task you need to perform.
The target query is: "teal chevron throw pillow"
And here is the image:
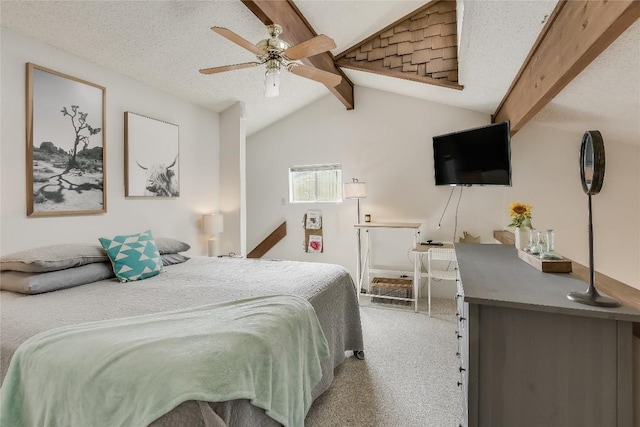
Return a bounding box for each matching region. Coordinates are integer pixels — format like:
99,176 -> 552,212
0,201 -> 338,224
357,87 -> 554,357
98,230 -> 163,282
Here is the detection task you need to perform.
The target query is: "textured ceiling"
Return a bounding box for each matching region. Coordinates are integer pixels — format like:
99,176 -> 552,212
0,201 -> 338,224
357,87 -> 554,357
1,0 -> 637,142
532,21 -> 640,146
0,0 -> 330,134
337,0 -> 558,114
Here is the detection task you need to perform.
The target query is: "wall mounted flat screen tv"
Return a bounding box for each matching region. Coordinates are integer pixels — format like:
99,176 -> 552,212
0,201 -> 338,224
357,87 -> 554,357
433,121 -> 512,186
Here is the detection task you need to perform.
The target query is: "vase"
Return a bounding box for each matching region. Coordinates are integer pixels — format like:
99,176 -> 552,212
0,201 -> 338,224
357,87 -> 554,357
514,227 -> 529,251
530,230 -> 543,255
540,229 -> 562,260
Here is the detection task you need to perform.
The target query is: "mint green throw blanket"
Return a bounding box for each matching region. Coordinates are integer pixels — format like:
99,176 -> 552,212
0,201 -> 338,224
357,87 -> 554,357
0,295 -> 329,427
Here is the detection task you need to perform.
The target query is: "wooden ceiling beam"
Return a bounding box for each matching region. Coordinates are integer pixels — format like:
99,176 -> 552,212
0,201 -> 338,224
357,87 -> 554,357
493,0 -> 640,135
241,0 -> 354,110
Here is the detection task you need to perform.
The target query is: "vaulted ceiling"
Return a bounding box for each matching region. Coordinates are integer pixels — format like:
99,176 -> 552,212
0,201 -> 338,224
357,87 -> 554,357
1,0 -> 638,143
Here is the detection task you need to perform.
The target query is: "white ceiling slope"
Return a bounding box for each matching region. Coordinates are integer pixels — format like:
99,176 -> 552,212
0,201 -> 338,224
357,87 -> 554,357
1,0 -> 636,141
533,21 -> 640,146
334,0 -> 558,116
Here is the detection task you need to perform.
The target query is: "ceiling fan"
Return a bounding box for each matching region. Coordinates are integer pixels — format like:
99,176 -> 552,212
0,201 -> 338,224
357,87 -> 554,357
199,24 -> 342,97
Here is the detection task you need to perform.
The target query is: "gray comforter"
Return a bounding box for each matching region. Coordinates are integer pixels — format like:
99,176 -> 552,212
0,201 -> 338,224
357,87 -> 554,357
0,257 -> 364,426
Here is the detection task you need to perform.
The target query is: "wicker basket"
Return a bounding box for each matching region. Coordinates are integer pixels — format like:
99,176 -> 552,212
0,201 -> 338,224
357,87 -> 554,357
370,277 -> 412,306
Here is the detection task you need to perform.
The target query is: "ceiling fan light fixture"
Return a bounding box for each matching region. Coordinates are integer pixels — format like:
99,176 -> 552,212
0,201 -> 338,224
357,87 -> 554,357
264,61 -> 280,98
203,24 -> 339,96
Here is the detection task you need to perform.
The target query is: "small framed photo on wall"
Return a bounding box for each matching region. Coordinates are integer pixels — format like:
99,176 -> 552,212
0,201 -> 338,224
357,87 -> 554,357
26,63 -> 106,216
124,112 -> 180,197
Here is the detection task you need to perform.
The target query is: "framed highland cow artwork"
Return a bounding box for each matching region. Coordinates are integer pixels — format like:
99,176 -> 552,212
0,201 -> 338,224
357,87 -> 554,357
124,112 -> 180,198
26,63 -> 106,216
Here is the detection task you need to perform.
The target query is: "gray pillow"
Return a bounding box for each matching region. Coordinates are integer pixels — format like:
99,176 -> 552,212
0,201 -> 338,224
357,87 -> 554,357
161,253 -> 190,266
0,262 -> 115,294
155,237 -> 190,254
0,244 -> 109,273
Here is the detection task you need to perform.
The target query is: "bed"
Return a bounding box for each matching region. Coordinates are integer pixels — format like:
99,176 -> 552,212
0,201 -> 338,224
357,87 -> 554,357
0,256 -> 364,426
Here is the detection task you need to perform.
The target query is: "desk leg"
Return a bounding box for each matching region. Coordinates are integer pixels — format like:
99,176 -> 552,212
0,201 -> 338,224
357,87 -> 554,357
414,251 -> 420,313
414,229 -> 420,313
355,228 -> 361,304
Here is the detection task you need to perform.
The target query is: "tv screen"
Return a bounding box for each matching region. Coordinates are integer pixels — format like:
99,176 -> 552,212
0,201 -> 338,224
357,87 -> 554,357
433,121 -> 511,186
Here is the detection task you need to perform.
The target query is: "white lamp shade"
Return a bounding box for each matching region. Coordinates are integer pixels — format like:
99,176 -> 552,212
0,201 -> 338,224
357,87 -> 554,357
203,214 -> 224,235
344,181 -> 366,199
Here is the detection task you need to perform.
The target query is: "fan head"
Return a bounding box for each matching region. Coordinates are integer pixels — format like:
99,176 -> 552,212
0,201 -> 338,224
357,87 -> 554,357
256,25 -> 290,63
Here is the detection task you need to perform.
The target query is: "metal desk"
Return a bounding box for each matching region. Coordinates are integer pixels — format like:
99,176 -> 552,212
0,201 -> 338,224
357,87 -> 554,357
354,222 -> 421,312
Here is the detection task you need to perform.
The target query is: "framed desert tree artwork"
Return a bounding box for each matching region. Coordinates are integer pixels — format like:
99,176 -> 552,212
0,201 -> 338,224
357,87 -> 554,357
124,112 -> 180,197
26,63 -> 106,216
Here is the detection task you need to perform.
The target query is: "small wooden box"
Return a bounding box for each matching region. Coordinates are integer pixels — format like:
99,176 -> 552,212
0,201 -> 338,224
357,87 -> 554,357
517,249 -> 572,273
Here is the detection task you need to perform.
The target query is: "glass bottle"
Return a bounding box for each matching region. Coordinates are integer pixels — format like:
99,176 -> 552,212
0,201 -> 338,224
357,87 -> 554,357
524,228 -> 536,253
540,229 -> 562,260
530,230 -> 543,255
538,231 -> 547,257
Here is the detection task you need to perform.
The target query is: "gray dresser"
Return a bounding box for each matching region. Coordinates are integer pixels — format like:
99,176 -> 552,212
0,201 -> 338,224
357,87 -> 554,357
454,243 -> 640,427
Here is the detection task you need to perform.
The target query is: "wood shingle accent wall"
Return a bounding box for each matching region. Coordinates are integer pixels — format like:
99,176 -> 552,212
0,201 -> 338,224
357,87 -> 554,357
336,0 -> 462,90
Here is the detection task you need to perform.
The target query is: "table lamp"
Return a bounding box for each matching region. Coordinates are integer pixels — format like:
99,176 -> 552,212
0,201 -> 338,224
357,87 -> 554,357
203,213 -> 224,257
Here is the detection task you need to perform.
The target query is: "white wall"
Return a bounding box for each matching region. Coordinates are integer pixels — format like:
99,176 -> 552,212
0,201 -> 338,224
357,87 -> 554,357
247,86 -> 639,294
0,29 -> 220,256
219,102 -> 247,256
508,121 -> 640,290
247,86 -> 498,297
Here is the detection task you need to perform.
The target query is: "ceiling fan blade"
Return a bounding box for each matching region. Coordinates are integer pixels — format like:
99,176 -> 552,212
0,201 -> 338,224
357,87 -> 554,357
284,34 -> 337,60
211,27 -> 263,56
288,64 -> 342,87
199,62 -> 260,75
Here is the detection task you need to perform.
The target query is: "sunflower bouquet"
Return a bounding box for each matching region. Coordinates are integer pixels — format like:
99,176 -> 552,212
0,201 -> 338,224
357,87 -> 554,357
508,202 -> 533,228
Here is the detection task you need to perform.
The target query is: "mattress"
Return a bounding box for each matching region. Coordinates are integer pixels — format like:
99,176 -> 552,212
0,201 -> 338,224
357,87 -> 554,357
0,256 -> 364,426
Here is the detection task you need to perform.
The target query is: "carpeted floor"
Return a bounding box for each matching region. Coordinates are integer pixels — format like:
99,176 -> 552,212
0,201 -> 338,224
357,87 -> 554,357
305,298 -> 463,427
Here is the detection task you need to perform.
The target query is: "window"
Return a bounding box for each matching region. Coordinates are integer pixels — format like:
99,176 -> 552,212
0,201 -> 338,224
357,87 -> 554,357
289,164 -> 342,203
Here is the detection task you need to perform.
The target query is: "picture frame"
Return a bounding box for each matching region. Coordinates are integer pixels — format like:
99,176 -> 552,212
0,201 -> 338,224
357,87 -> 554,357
303,211 -> 324,253
26,63 -> 106,216
124,112 -> 180,197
